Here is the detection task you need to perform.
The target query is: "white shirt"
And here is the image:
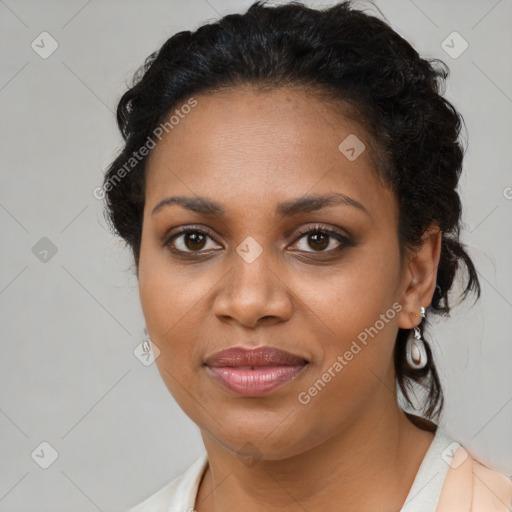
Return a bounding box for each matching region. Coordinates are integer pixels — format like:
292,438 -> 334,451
127,428 -> 459,512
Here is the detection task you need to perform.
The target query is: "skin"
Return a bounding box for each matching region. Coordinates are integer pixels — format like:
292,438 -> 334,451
137,85 -> 442,511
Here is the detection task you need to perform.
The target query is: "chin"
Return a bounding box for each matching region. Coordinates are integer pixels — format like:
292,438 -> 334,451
203,415 -> 316,461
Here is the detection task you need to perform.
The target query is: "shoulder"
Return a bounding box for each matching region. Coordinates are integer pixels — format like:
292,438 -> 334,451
127,477 -> 181,512
471,457 -> 512,511
437,439 -> 512,511
126,452 -> 208,512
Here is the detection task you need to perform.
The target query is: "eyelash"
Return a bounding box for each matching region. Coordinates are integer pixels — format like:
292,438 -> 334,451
162,224 -> 353,257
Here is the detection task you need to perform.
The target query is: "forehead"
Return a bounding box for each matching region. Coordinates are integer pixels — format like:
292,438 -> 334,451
144,86 -> 395,221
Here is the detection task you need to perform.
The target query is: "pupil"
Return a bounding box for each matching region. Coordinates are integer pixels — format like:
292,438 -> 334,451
186,232 -> 206,250
183,232 -> 330,252
309,233 -> 328,250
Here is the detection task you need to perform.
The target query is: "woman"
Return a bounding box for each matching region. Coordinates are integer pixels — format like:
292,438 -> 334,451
102,1 -> 512,510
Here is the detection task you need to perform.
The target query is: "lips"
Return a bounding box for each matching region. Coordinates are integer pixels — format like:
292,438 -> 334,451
204,346 -> 308,397
205,346 -> 308,368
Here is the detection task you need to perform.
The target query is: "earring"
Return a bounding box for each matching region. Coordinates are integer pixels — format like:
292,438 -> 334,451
405,306 -> 427,369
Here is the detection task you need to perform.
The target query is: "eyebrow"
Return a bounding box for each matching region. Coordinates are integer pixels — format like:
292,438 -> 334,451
151,192 -> 369,218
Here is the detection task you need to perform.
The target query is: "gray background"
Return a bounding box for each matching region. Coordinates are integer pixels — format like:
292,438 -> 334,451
1,0 -> 511,510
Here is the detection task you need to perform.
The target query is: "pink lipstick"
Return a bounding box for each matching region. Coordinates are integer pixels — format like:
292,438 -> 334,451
204,346 -> 308,397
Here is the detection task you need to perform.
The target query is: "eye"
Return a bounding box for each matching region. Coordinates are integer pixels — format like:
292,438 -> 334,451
162,224 -> 353,256
163,226 -> 222,254
290,224 -> 351,253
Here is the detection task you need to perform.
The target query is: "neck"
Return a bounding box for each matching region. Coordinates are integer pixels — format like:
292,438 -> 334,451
195,395 -> 436,511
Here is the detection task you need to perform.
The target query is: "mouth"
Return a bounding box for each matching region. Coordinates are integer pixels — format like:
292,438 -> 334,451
204,346 -> 309,397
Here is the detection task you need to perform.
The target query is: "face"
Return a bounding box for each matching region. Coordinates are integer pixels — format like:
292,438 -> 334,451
138,86 -> 416,460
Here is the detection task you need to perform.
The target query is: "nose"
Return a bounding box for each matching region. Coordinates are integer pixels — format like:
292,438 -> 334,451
213,250 -> 293,328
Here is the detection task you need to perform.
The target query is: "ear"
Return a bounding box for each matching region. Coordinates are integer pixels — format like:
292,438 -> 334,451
397,223 -> 442,329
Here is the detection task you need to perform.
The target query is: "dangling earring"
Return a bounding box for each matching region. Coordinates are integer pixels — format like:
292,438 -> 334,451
405,306 -> 427,369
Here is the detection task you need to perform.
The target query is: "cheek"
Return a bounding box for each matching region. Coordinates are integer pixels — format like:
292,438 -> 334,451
300,249 -> 400,376
139,271 -> 199,347
138,261 -> 206,408
138,231 -> 190,331
137,248 -> 220,375
295,287 -> 399,439
305,257 -> 397,332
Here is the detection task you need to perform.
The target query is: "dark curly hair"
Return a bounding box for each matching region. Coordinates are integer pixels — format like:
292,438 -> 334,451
102,0 -> 481,430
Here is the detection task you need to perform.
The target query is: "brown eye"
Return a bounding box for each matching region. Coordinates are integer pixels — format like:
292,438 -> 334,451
163,224 -> 353,257
291,226 -> 349,253
164,228 -> 221,253
183,232 -> 207,251
306,232 -> 329,251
